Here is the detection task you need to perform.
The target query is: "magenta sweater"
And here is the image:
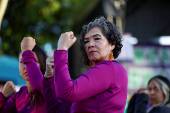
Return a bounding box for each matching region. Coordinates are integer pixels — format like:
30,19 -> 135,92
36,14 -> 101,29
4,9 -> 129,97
43,76 -> 72,113
52,50 -> 128,113
0,50 -> 46,113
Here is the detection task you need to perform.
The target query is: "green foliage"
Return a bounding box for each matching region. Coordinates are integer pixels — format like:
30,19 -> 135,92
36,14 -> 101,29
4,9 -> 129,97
1,0 -> 88,56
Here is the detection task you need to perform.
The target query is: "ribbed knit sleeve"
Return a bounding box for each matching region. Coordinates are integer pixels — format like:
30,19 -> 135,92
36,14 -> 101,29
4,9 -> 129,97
22,50 -> 43,93
54,50 -> 117,102
0,92 -> 16,113
43,76 -> 72,113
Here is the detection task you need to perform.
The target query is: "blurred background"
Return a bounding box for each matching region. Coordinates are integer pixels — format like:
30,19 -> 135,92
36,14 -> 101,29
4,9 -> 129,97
0,0 -> 170,112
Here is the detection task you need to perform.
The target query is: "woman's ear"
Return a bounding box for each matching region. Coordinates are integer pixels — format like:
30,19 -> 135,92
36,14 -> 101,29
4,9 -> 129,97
111,41 -> 115,50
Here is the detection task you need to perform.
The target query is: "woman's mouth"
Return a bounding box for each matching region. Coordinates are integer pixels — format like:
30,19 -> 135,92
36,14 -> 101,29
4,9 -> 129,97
89,51 -> 96,54
149,97 -> 155,101
24,71 -> 28,75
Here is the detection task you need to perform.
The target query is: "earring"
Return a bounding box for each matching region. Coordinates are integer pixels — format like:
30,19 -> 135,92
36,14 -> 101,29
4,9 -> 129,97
109,52 -> 113,61
89,61 -> 92,69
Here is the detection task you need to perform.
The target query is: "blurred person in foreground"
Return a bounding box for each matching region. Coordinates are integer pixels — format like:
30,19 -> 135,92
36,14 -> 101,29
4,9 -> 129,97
127,75 -> 170,113
0,37 -> 47,112
43,16 -> 128,113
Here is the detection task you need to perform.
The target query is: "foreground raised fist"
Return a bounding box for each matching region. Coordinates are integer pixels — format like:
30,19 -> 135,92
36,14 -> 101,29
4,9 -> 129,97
2,81 -> 16,98
21,37 -> 36,52
57,31 -> 77,50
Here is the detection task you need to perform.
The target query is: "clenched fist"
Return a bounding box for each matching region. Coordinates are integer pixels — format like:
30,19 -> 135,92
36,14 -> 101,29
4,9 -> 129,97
21,37 -> 36,52
136,88 -> 149,95
2,81 -> 16,98
57,31 -> 77,50
44,57 -> 54,78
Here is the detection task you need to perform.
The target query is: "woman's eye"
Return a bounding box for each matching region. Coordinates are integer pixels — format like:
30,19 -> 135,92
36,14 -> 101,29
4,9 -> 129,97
84,40 -> 89,44
95,37 -> 101,40
154,88 -> 158,92
20,61 -> 23,63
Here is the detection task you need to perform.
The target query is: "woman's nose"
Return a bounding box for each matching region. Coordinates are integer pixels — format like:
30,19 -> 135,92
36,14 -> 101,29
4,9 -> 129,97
24,64 -> 26,69
88,40 -> 95,47
149,89 -> 155,95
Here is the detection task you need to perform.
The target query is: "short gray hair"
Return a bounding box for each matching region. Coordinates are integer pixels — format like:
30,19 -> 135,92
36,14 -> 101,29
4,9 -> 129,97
80,16 -> 123,65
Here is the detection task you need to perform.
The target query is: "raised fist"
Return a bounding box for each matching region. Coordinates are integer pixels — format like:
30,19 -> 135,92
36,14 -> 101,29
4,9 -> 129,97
2,81 -> 16,98
21,37 -> 36,52
57,31 -> 77,50
136,88 -> 149,95
44,57 -> 54,78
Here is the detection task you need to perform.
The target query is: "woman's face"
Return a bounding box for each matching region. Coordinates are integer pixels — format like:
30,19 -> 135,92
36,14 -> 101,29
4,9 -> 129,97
148,80 -> 165,105
84,27 -> 115,66
19,52 -> 40,81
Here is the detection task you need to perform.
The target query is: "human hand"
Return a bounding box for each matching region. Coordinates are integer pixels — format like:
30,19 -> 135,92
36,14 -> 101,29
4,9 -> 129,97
21,37 -> 36,52
136,88 -> 149,95
44,57 -> 54,78
2,81 -> 16,98
57,31 -> 77,50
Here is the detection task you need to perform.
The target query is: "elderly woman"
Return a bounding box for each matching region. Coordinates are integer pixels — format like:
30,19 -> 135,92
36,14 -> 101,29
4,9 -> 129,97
127,75 -> 170,113
43,17 -> 128,113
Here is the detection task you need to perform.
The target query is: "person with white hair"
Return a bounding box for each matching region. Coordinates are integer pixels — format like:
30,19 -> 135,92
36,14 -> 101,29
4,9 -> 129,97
127,75 -> 170,113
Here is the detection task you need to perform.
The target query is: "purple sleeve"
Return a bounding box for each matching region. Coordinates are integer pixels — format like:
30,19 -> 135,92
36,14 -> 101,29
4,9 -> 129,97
43,76 -> 72,113
0,92 -> 7,110
0,92 -> 17,113
54,50 -> 115,101
22,50 -> 43,93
